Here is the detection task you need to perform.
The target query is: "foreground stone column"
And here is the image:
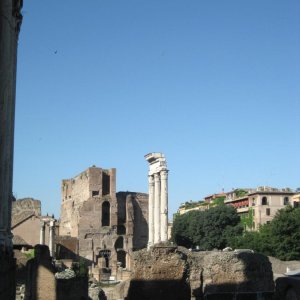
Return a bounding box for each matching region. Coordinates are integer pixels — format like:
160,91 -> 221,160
148,175 -> 154,247
0,1 -> 22,299
0,0 -> 22,254
154,173 -> 161,244
160,170 -> 168,242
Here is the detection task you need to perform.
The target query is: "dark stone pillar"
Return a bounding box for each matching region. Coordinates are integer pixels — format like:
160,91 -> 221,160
0,0 -> 22,299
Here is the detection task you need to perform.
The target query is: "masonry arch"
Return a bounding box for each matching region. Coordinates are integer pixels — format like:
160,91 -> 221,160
117,225 -> 126,235
284,196 -> 289,205
115,236 -> 124,250
102,201 -> 110,226
261,197 -> 268,205
99,250 -> 111,268
117,250 -> 126,268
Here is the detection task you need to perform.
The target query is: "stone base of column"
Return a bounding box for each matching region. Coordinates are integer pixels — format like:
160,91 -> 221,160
0,250 -> 16,300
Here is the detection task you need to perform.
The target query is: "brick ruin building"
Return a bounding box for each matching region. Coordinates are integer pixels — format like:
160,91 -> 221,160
59,166 -> 148,280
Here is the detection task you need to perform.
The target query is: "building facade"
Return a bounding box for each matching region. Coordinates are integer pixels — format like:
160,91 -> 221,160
59,166 -> 148,279
11,198 -> 57,255
225,187 -> 295,230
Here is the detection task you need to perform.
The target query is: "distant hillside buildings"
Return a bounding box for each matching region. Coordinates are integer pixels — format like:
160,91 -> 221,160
177,186 -> 300,230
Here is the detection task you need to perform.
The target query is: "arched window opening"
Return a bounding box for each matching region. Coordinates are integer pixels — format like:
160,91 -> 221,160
117,225 -> 126,235
102,201 -> 110,226
99,250 -> 111,268
284,197 -> 289,205
115,237 -> 124,250
102,173 -> 110,196
262,197 -> 268,205
117,250 -> 126,268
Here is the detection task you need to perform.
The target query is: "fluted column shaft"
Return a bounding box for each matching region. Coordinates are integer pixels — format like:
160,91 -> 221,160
148,175 -> 154,247
49,221 -> 54,257
154,173 -> 161,244
160,170 -> 168,242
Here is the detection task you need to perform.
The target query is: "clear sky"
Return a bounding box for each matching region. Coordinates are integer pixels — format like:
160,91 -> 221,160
14,0 -> 300,219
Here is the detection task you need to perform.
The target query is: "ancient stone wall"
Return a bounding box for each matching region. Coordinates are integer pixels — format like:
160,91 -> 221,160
56,277 -> 88,300
12,198 -> 41,218
117,192 -> 148,250
60,167 -> 116,237
25,245 -> 56,300
55,236 -> 79,260
78,195 -> 118,263
132,193 -> 148,249
125,246 -> 274,300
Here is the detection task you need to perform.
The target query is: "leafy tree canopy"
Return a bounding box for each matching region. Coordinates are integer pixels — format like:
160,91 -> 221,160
231,206 -> 300,260
172,205 -> 243,250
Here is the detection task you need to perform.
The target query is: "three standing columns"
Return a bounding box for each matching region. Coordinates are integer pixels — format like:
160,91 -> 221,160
145,153 -> 169,248
39,220 -> 55,257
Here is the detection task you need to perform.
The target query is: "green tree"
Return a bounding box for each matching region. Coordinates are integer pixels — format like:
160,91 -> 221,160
212,196 -> 225,206
171,211 -> 195,248
172,205 -> 243,250
240,208 -> 254,230
268,206 -> 300,260
231,206 -> 300,260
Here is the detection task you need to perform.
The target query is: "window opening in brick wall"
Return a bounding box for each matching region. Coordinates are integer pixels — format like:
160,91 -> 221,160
102,201 -> 110,226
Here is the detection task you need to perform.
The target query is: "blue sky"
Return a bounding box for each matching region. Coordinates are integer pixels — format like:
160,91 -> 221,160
14,1 -> 300,219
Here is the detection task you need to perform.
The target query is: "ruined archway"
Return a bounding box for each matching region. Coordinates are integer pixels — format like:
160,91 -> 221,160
115,236 -> 124,250
117,250 -> 126,268
117,225 -> 126,235
99,250 -> 111,268
262,197 -> 268,205
102,201 -> 110,226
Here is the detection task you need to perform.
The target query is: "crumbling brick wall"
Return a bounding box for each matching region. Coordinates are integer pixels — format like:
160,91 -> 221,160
125,245 -> 274,300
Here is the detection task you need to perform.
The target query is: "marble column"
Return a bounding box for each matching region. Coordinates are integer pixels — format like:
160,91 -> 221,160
160,170 -> 168,242
39,222 -> 45,245
148,175 -> 154,247
145,152 -> 169,247
154,173 -> 161,244
49,220 -> 54,257
0,0 -> 23,253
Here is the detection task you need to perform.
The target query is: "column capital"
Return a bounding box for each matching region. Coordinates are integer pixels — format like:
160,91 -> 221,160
154,173 -> 160,181
160,169 -> 168,179
148,175 -> 154,184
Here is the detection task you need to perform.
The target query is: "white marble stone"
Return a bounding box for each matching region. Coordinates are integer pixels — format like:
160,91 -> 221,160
148,175 -> 154,247
145,153 -> 169,247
